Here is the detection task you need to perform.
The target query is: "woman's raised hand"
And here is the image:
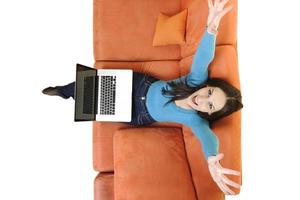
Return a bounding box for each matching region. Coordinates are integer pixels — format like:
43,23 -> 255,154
207,153 -> 241,195
207,0 -> 234,35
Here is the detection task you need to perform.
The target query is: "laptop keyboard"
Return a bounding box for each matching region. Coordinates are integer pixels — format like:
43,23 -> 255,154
100,75 -> 116,115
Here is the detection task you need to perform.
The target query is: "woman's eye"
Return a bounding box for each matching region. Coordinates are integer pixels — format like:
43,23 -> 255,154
208,102 -> 213,110
208,89 -> 212,97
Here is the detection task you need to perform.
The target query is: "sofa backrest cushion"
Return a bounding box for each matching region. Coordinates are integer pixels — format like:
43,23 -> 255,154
180,0 -> 238,58
93,0 -> 183,61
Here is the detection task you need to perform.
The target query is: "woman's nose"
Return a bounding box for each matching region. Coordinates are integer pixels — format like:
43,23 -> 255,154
197,95 -> 208,103
198,94 -> 208,100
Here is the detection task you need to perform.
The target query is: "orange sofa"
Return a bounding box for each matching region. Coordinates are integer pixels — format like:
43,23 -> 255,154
93,0 -> 241,199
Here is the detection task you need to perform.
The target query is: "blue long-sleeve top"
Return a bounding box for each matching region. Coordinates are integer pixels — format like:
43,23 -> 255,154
145,27 -> 218,160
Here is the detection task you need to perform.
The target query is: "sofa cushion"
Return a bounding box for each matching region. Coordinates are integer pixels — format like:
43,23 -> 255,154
94,60 -> 182,81
93,120 -> 182,172
208,46 -> 240,89
113,127 -> 197,200
152,9 -> 188,46
94,0 -> 183,61
180,0 -> 238,58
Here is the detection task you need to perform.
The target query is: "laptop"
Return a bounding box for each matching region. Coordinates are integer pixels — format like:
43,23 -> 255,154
74,64 -> 133,122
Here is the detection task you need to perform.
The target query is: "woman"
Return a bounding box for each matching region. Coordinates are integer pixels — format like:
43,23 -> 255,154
43,0 -> 243,195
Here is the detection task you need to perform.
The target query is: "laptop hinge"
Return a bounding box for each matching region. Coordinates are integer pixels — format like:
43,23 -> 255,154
94,75 -> 99,115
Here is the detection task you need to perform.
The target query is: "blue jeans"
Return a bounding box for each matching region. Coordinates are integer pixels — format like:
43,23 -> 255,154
58,72 -> 158,126
59,82 -> 75,99
126,72 -> 158,126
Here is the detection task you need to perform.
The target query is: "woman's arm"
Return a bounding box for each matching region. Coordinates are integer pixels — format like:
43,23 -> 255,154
166,0 -> 233,86
190,120 -> 219,159
165,26 -> 216,86
187,0 -> 234,86
190,120 -> 241,195
193,1 -> 239,195
186,28 -> 216,87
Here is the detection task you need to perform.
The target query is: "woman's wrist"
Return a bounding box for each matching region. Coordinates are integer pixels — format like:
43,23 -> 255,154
206,24 -> 218,35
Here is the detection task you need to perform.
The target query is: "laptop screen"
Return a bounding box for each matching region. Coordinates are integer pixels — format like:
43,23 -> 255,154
74,64 -> 98,121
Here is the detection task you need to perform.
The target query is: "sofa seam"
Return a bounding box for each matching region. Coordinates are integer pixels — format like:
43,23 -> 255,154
181,128 -> 199,200
94,59 -> 182,63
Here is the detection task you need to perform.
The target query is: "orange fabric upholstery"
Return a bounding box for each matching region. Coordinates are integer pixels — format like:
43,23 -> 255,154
93,0 -> 241,199
94,172 -> 114,200
114,127 -> 197,200
93,114 -> 181,172
94,60 -> 182,80
180,0 -> 237,58
152,9 -> 188,46
93,0 -> 183,61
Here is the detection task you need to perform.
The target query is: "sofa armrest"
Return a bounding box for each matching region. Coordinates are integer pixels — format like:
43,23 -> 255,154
113,127 -> 197,200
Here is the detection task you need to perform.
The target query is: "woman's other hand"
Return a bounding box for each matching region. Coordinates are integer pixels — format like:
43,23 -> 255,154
207,0 -> 234,35
207,153 -> 241,195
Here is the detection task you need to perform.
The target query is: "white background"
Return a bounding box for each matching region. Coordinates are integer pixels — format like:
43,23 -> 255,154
0,0 -> 299,199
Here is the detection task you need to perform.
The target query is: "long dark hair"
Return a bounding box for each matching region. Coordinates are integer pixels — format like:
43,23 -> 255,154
161,77 -> 243,123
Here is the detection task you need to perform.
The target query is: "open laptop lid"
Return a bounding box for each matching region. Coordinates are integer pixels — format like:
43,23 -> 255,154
74,63 -> 98,121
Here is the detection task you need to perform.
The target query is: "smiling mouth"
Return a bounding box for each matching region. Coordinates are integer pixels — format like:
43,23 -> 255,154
192,96 -> 198,105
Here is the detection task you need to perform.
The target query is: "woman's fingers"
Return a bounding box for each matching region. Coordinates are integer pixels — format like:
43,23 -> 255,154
221,174 -> 241,188
221,167 -> 241,176
221,181 -> 235,195
216,180 -> 229,195
214,0 -> 221,7
219,0 -> 230,10
219,5 -> 234,18
208,0 -> 213,8
217,180 -> 235,195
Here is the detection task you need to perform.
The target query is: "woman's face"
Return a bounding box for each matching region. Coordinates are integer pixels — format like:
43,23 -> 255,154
187,86 -> 227,115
